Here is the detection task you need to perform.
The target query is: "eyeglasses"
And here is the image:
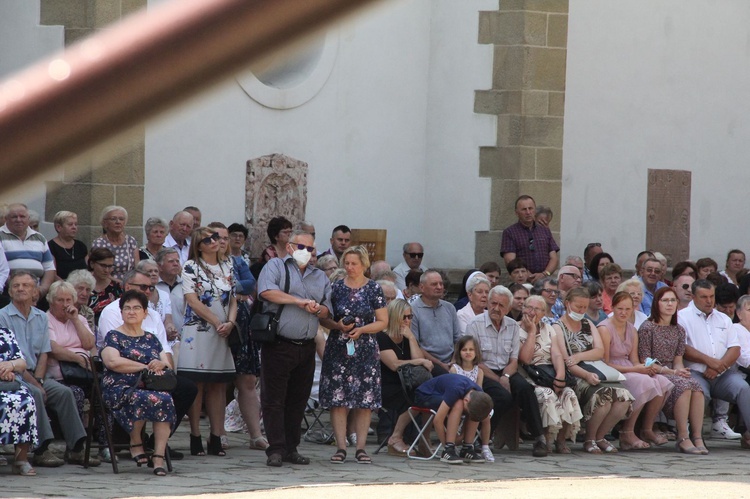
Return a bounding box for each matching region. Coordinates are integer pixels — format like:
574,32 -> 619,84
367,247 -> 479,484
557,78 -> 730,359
541,289 -> 558,295
524,306 -> 545,314
645,268 -> 662,275
128,284 -> 155,292
403,314 -> 413,320
560,273 -> 582,281
290,243 -> 315,253
586,242 -> 601,249
200,232 -> 221,245
106,216 -> 126,223
407,253 -> 424,259
659,298 -> 678,304
94,262 -> 115,269
122,306 -> 144,312
529,238 -> 535,251
229,233 -> 245,239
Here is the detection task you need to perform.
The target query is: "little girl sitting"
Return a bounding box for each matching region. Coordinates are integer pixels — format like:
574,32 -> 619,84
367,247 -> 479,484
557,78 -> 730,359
450,335 -> 494,462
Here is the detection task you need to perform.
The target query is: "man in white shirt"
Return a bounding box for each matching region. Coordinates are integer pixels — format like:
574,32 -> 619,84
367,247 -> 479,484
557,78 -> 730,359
98,268 -> 196,459
164,211 -> 194,265
393,242 -> 428,292
679,279 -> 750,447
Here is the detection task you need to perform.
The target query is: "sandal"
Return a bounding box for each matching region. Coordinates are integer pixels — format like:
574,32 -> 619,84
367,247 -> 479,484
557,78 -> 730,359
583,440 -> 602,454
618,430 -> 649,451
190,434 -> 205,456
151,455 -> 167,476
596,438 -> 618,453
553,440 -> 571,454
130,443 -> 148,467
282,451 -> 310,465
692,436 -> 709,455
355,449 -> 372,464
387,438 -> 416,457
13,460 -> 37,476
220,435 -> 230,450
641,430 -> 668,446
207,434 -> 226,457
330,448 -> 347,464
248,436 -> 269,450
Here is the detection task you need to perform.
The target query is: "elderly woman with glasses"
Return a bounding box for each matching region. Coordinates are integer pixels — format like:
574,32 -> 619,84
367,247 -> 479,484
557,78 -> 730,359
518,295 -> 582,453
177,227 -> 237,458
91,205 -> 140,282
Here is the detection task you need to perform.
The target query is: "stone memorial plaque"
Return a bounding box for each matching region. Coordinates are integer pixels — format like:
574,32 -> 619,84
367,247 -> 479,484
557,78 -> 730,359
646,169 -> 691,265
245,153 -> 308,259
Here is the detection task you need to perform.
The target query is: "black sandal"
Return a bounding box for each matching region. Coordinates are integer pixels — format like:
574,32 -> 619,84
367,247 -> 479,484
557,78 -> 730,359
151,455 -> 167,476
330,448 -> 347,464
130,443 -> 148,467
355,449 -> 372,464
207,434 -> 226,456
190,434 -> 205,456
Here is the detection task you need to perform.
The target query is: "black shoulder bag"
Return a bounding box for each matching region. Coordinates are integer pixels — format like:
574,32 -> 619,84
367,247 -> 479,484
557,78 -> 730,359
249,261 -> 290,343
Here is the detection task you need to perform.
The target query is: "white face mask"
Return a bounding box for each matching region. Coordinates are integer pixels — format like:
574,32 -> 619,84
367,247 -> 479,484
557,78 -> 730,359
568,310 -> 586,322
292,248 -> 312,267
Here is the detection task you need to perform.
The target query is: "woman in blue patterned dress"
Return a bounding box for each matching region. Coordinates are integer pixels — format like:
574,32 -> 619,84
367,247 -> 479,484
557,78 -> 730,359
101,290 -> 176,476
0,327 -> 39,476
177,227 -> 237,457
320,246 -> 388,464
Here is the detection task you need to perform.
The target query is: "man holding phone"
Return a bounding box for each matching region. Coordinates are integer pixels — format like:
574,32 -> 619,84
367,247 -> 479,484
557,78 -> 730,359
257,230 -> 332,467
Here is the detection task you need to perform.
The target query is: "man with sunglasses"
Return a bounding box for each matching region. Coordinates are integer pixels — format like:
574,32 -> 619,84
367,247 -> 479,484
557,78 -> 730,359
500,195 -> 559,284
97,268 -> 198,459
257,231 -> 332,467
672,274 -> 695,311
394,242 -> 428,293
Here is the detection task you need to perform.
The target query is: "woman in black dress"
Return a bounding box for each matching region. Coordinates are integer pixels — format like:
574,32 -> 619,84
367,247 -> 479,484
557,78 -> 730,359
48,211 -> 88,280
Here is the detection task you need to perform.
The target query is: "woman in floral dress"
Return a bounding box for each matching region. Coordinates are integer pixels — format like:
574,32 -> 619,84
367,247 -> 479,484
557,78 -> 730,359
100,290 -> 175,476
320,246 -> 387,464
91,205 -> 139,282
0,327 -> 39,476
177,227 -> 237,457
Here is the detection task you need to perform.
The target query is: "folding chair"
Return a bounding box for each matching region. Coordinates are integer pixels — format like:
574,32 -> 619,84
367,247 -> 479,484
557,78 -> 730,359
302,398 -> 333,444
84,356 -> 172,473
405,406 -> 441,460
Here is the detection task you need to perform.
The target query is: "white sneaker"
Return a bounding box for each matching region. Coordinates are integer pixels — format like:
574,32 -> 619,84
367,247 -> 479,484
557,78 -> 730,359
481,446 -> 495,463
711,419 -> 742,440
348,433 -> 357,446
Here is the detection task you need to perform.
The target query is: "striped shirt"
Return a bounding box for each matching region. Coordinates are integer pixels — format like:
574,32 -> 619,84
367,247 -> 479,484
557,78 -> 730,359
0,225 -> 55,278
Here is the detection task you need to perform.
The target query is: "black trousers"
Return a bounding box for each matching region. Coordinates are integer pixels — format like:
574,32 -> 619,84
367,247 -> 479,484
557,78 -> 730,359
172,375 -> 198,434
260,339 -> 316,457
482,370 -> 543,438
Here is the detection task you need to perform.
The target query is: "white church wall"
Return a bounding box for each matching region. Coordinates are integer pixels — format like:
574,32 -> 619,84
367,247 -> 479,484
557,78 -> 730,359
144,0 -> 495,268
564,0 -> 750,268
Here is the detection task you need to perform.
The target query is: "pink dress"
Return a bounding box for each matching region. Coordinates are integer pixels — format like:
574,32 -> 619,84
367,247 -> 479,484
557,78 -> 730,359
599,318 -> 673,411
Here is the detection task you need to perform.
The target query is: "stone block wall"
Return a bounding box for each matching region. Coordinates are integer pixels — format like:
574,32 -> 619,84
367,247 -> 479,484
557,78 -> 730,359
40,0 -> 147,244
474,0 -> 568,267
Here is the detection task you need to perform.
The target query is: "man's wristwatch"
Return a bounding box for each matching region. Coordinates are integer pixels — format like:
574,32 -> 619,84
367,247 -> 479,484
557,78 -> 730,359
503,373 -> 511,379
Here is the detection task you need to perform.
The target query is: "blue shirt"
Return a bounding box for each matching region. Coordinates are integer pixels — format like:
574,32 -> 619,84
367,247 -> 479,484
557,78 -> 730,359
415,374 -> 482,410
639,278 -> 667,315
0,303 -> 50,371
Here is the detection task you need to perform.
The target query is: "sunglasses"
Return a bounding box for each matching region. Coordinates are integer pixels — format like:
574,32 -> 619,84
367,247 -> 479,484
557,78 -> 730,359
681,283 -> 691,290
290,243 -> 315,253
586,242 -> 602,249
407,253 -> 424,259
128,284 -> 155,292
200,232 -> 221,245
403,314 -> 414,320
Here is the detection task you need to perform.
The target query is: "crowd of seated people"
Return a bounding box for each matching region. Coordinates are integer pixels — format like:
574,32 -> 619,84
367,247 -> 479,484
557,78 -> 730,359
5,194 -> 750,477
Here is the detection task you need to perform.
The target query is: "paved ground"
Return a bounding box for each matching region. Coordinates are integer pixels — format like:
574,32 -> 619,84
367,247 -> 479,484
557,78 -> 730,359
4,419 -> 750,498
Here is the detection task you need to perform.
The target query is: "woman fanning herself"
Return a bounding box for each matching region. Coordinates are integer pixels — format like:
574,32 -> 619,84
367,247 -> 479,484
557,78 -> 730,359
178,227 -> 237,457
638,287 -> 707,454
320,246 -> 388,464
376,299 -> 432,456
100,290 -> 176,476
552,288 -> 634,454
598,291 -> 673,451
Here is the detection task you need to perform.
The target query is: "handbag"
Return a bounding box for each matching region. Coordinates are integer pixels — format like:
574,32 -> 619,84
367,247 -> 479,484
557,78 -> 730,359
398,364 -> 433,405
578,360 -> 626,382
0,380 -> 21,392
250,261 -> 290,343
523,363 -> 576,388
125,368 -> 178,398
60,356 -> 94,387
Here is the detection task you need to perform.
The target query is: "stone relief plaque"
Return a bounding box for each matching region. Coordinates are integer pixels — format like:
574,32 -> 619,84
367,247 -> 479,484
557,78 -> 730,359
245,154 -> 308,259
646,169 -> 691,265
